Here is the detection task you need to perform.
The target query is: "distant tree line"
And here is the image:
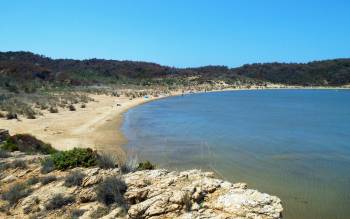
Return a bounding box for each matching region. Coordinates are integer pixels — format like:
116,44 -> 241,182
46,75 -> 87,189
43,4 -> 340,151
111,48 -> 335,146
0,51 -> 349,93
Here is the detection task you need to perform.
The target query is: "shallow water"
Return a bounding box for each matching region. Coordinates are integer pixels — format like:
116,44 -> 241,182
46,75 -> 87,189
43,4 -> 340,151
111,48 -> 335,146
122,90 -> 350,219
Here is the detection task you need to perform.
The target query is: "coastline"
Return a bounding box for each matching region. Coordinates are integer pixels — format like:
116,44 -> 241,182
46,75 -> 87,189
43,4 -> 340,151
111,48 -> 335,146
1,85 -> 349,160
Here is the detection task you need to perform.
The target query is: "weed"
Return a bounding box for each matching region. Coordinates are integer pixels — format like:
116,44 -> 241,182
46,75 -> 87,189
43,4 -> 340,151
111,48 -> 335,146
97,152 -> 118,169
45,194 -> 75,210
0,149 -> 10,158
40,175 -> 57,185
6,112 -> 17,120
89,206 -> 109,218
64,171 -> 86,187
70,209 -> 86,219
2,183 -> 32,206
11,160 -> 27,169
96,176 -> 127,206
41,158 -> 55,174
49,107 -> 58,113
68,105 -> 76,111
26,176 -> 40,185
137,161 -> 155,170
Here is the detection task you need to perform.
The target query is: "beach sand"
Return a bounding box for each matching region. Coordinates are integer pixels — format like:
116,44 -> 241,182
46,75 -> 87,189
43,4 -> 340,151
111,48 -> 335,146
0,93 -> 168,160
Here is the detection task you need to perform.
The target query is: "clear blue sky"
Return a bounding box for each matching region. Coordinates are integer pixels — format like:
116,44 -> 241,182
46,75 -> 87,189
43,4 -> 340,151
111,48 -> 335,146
1,0 -> 349,67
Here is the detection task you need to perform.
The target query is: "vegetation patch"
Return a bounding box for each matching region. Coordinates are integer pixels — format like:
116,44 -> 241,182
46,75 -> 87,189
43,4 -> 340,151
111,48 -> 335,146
41,157 -> 55,174
89,206 -> 109,218
138,160 -> 155,170
49,107 -> 58,113
70,209 -> 86,219
68,104 -> 76,111
120,154 -> 139,173
11,159 -> 27,169
45,194 -> 75,210
1,134 -> 57,154
40,175 -> 57,185
26,176 -> 40,186
97,152 -> 118,169
1,183 -> 32,206
0,149 -> 10,158
64,171 -> 86,187
6,112 -> 18,120
96,176 -> 127,206
51,148 -> 97,170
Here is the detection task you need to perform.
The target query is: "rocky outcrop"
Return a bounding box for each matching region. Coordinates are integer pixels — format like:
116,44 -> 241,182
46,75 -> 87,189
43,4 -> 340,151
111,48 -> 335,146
0,152 -> 283,218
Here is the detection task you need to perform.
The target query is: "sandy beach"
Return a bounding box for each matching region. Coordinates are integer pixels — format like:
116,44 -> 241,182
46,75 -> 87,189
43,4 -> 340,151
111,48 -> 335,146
0,93 -> 171,160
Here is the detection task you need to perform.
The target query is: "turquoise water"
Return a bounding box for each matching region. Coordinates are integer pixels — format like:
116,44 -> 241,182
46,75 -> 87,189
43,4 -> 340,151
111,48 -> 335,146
122,90 -> 350,219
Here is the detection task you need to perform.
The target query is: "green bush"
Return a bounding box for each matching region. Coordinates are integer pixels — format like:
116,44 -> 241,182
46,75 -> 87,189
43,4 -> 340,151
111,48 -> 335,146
51,148 -> 97,170
1,134 -> 57,154
1,140 -> 18,151
138,161 -> 155,170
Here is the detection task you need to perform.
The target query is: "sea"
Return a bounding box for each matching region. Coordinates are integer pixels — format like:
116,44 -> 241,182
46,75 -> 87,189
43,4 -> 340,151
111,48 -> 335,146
122,89 -> 350,219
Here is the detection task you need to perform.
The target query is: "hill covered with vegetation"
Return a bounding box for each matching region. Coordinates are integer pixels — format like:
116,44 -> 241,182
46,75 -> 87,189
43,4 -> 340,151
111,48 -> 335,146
1,51 -> 350,93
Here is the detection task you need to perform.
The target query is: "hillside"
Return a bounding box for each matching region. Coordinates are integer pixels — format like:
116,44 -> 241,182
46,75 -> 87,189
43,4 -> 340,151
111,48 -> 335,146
1,51 -> 350,93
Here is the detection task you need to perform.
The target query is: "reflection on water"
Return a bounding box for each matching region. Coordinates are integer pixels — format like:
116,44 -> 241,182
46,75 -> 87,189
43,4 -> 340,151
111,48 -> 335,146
122,90 -> 350,219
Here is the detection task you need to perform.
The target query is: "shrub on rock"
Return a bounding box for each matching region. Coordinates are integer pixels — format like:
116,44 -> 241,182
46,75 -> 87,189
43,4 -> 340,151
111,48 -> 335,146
96,176 -> 127,206
41,157 -> 55,174
1,183 -> 32,206
51,148 -> 97,170
40,175 -> 57,185
26,176 -> 40,186
97,152 -> 118,169
45,194 -> 75,210
11,159 -> 27,169
64,171 -> 86,187
0,149 -> 10,158
138,160 -> 155,170
1,134 -> 57,154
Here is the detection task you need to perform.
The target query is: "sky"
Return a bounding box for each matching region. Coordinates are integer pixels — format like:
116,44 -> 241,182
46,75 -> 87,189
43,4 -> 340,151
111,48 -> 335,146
0,0 -> 349,67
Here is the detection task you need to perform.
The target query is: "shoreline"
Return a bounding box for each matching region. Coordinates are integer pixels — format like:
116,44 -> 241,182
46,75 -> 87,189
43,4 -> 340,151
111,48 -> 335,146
1,86 -> 349,161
